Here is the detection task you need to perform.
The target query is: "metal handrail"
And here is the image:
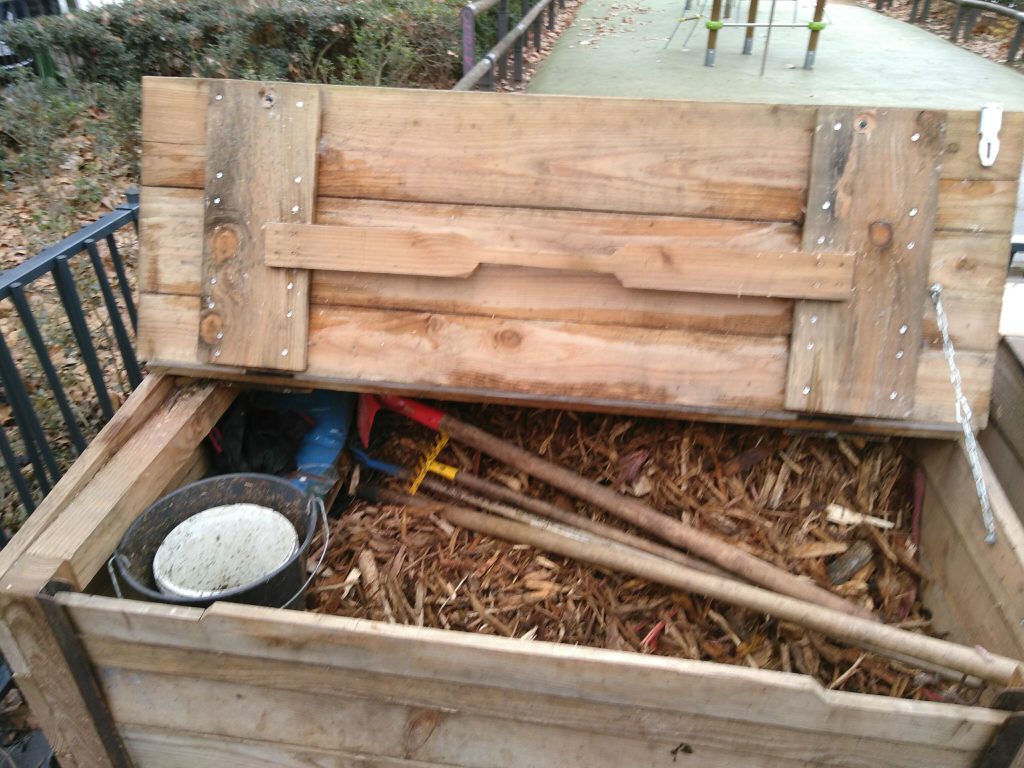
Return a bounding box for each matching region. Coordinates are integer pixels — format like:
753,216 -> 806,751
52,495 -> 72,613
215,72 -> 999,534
0,189 -> 141,527
456,0 -> 563,91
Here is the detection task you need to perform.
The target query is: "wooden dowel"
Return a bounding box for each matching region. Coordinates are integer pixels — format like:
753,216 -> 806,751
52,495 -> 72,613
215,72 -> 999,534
437,414 -> 874,620
418,474 -> 737,580
373,488 -> 1022,686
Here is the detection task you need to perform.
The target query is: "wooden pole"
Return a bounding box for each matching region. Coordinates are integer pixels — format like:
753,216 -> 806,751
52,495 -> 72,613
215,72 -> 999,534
435,411 -> 875,620
418,474 -> 737,580
374,488 -> 1023,686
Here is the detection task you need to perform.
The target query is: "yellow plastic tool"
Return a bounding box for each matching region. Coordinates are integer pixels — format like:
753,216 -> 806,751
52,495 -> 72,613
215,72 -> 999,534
407,432 -> 458,494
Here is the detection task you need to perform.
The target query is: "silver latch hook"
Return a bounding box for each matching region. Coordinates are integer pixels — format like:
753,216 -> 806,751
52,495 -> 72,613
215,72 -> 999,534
978,103 -> 1003,168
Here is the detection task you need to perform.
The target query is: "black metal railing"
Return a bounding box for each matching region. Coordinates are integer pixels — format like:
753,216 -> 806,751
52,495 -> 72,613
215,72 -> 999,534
906,0 -> 1024,64
0,189 -> 141,532
456,0 -> 563,91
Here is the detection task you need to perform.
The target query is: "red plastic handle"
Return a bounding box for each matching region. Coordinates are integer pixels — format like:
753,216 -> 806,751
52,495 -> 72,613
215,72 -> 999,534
379,395 -> 445,432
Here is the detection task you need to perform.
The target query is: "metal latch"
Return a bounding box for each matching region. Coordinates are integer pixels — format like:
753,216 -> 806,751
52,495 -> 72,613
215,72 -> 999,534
979,103 -> 1003,167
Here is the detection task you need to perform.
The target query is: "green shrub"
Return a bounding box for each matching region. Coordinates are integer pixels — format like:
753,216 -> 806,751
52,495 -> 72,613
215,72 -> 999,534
1,0 -> 464,88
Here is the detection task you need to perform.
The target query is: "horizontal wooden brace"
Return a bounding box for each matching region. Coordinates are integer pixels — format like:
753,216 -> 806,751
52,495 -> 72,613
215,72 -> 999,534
264,223 -> 855,300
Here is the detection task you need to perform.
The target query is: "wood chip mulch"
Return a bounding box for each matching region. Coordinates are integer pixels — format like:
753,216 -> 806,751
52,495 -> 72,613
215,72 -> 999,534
310,403 -> 989,704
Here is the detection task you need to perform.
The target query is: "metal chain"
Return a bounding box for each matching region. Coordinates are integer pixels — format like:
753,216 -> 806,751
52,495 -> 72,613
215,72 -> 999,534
929,284 -> 996,544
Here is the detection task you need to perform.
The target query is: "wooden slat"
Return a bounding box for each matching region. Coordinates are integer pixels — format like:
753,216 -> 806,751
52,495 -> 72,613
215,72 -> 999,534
980,425 -> 1024,522
786,108 -> 944,418
138,292 -> 995,433
91,664 -> 985,768
936,179 -> 1020,233
63,595 -> 1006,756
265,220 -> 853,300
138,187 -> 1005,347
989,338 -> 1024,467
26,380 -> 236,587
199,80 -> 318,371
916,440 -> 1024,659
0,375 -> 176,584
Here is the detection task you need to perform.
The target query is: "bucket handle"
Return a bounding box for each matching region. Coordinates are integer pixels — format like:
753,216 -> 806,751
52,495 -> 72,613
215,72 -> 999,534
281,496 -> 330,609
105,496 -> 330,609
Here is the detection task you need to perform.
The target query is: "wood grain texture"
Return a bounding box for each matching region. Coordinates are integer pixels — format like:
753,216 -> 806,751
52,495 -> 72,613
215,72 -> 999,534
265,220 -> 854,300
26,381 -> 236,587
980,425 -> 1024,523
787,108 -> 945,418
199,80 -> 318,371
137,187 -> 1003,348
935,179 -> 1020,233
93,666 -> 986,768
988,339 -> 1024,468
916,440 -> 1024,659
62,594 -> 1007,763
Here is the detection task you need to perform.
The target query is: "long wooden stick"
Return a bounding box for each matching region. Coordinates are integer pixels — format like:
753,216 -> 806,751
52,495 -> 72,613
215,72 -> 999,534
418,474 -> 737,580
380,396 -> 872,620
371,487 -> 1022,686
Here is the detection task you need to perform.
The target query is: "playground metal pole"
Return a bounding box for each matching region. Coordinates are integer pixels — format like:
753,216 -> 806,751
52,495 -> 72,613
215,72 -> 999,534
704,0 -> 724,65
804,0 -> 827,68
743,0 -> 760,53
759,0 -> 778,75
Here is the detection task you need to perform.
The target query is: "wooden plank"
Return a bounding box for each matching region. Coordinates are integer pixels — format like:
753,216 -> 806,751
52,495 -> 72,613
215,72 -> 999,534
989,338 -> 1024,467
265,221 -> 853,301
941,110 -> 1024,182
786,108 -> 944,418
120,725 -> 459,768
63,595 -> 1005,756
26,381 -> 236,587
137,292 -> 994,433
144,78 -> 814,222
0,375 -> 176,584
199,80 -> 318,371
916,440 -> 1024,658
137,187 -> 1005,347
91,665 -> 985,768
980,425 -> 1024,522
936,179 -> 1020,233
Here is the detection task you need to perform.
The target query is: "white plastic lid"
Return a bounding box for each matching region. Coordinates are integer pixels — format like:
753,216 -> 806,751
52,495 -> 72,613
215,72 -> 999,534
152,503 -> 299,600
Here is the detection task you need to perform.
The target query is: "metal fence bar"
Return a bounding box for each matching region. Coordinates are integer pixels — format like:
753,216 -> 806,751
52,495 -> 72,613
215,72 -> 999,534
53,255 -> 115,421
497,0 -> 510,79
0,330 -> 56,494
104,235 -> 137,332
7,283 -> 86,454
0,423 -> 34,515
86,240 -> 142,389
455,0 -> 554,90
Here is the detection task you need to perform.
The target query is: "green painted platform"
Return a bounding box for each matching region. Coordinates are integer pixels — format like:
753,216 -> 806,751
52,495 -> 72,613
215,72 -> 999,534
528,0 -> 1024,108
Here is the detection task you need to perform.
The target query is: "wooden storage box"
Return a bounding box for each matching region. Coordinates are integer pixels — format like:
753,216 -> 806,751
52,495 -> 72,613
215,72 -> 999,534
1,79 -> 1023,767
981,336 -> 1024,519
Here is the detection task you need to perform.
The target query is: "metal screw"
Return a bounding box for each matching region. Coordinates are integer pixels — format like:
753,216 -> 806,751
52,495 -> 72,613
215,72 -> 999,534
907,241 -> 916,250
833,122 -> 842,131
216,331 -> 224,340
207,299 -> 215,309
215,94 -> 223,101
822,201 -> 831,210
287,282 -> 294,290
213,197 -> 221,205
296,101 -> 304,108
281,348 -> 289,357
896,350 -> 904,359
210,277 -> 217,285
213,348 -> 222,357
816,236 -> 826,245
215,171 -> 224,180
909,207 -> 918,217
286,310 -> 294,318
802,386 -> 811,395
291,205 -> 300,214
806,342 -> 814,350
911,132 -> 920,142
899,324 -> 908,334
890,391 -> 898,400
810,315 -> 818,324
294,176 -> 302,184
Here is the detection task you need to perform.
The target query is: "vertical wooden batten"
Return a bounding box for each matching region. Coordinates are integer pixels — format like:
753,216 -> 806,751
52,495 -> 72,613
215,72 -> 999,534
787,108 -> 946,418
199,80 -> 320,372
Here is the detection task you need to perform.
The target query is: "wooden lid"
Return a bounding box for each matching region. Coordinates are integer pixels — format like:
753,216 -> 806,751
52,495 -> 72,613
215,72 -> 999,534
138,78 -> 1021,436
